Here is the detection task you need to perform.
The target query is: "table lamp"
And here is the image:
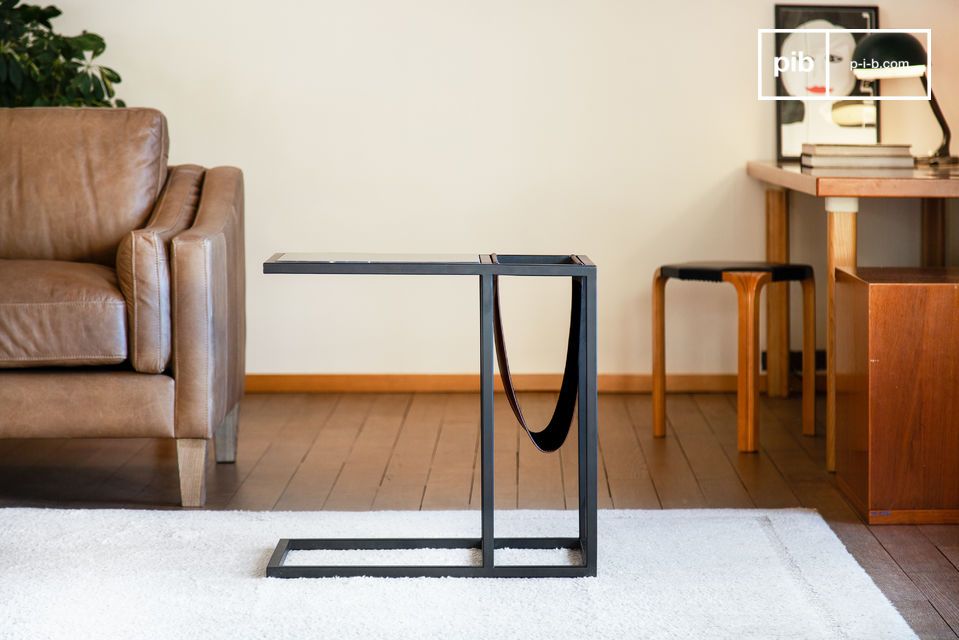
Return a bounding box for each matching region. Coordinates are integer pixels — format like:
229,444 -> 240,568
852,32 -> 957,165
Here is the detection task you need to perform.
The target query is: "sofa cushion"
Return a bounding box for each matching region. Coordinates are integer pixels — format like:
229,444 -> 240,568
0,260 -> 128,368
0,108 -> 169,265
115,165 -> 204,374
115,230 -> 171,374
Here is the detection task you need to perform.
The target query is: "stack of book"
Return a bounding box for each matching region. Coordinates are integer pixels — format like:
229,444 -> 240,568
800,144 -> 914,169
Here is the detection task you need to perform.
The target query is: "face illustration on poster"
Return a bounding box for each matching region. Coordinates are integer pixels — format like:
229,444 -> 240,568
775,5 -> 879,160
779,19 -> 876,157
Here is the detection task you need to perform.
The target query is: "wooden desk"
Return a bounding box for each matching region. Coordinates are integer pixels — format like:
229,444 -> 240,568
746,161 -> 959,471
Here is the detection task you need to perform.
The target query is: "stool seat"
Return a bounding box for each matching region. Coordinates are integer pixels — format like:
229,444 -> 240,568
660,261 -> 813,283
652,261 -> 816,452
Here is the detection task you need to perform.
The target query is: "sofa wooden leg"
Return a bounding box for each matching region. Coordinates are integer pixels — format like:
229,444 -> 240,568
214,405 -> 239,464
177,439 -> 207,507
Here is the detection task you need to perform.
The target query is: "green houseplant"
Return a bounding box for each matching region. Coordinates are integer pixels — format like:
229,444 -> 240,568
0,0 -> 123,107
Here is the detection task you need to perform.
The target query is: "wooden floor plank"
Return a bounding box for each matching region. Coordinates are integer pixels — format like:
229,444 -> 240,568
920,526 -> 959,572
693,394 -> 800,509
421,393 -> 478,510
748,395 -> 829,486
467,393 -> 531,510
910,573 -> 959,637
321,394 -> 410,511
273,394 -> 375,510
894,600 -> 959,640
373,394 -> 447,510
515,393 -> 565,509
624,394 -> 706,508
665,395 -> 752,508
227,394 -> 340,510
96,439 -> 179,508
0,439 -> 75,507
205,394 -> 281,508
764,394 -> 827,461
558,397 -> 581,510
492,394 -> 520,509
597,395 -> 658,509
0,438 -> 144,507
53,439 -> 153,505
872,526 -> 959,575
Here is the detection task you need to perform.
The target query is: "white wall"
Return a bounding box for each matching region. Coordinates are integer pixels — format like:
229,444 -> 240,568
56,0 -> 959,375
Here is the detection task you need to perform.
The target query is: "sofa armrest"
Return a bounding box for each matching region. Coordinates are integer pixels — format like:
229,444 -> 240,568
171,167 -> 246,439
116,165 -> 204,373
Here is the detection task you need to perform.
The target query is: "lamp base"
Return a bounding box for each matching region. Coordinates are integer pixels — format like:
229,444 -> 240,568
916,155 -> 959,167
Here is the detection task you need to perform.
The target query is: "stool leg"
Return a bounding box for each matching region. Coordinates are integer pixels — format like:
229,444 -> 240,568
801,276 -> 816,436
723,272 -> 771,452
652,269 -> 668,437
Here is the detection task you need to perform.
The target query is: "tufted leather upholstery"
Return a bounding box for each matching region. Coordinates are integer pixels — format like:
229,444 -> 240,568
171,166 -> 246,439
0,108 -> 245,452
0,370 -> 175,439
116,164 -> 204,373
0,108 -> 169,265
0,259 -> 127,367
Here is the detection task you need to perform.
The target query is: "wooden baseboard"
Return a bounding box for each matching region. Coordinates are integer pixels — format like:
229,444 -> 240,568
244,373 -> 826,394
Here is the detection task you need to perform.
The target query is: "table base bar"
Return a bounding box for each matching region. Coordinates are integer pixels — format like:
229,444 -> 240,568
266,537 -> 590,578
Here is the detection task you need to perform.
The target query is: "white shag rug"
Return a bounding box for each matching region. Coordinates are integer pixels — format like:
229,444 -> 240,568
0,508 -> 915,640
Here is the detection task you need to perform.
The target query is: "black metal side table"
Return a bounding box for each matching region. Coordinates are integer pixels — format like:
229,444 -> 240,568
262,253 -> 597,578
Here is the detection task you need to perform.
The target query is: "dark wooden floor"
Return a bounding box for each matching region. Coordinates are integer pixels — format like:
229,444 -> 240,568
1,392 -> 957,638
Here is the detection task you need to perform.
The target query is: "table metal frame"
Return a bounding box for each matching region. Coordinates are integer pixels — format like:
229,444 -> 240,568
262,253 -> 598,578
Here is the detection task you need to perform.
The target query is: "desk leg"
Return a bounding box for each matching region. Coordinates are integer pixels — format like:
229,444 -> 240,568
578,272 -> 598,574
826,198 -> 858,472
921,198 -> 946,267
479,274 -> 495,568
766,188 -> 790,398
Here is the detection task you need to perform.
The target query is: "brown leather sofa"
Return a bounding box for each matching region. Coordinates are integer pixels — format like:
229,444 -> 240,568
0,107 -> 245,507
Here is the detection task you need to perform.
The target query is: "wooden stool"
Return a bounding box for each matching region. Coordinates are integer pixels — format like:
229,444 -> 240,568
652,261 -> 816,452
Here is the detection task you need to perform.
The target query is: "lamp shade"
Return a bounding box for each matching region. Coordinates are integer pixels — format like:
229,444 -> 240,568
851,32 -> 927,80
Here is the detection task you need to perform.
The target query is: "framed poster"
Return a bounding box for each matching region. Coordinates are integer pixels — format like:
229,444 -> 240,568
775,5 -> 880,161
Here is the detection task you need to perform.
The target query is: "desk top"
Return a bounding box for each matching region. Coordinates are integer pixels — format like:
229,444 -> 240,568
263,253 -> 594,276
747,161 -> 959,198
272,252 -> 481,264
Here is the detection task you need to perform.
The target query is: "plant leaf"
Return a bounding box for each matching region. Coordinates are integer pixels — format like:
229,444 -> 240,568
101,73 -> 114,97
3,6 -> 123,107
73,31 -> 105,57
91,73 -> 103,99
70,32 -> 105,56
7,57 -> 21,89
100,66 -> 120,83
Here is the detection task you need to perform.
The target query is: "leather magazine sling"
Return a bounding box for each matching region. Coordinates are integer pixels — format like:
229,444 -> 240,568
491,255 -> 583,453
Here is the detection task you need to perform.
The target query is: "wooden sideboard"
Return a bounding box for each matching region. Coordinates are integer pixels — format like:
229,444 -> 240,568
835,267 -> 959,524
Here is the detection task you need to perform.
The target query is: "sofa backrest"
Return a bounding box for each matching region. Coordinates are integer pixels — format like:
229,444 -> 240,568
0,108 -> 169,265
